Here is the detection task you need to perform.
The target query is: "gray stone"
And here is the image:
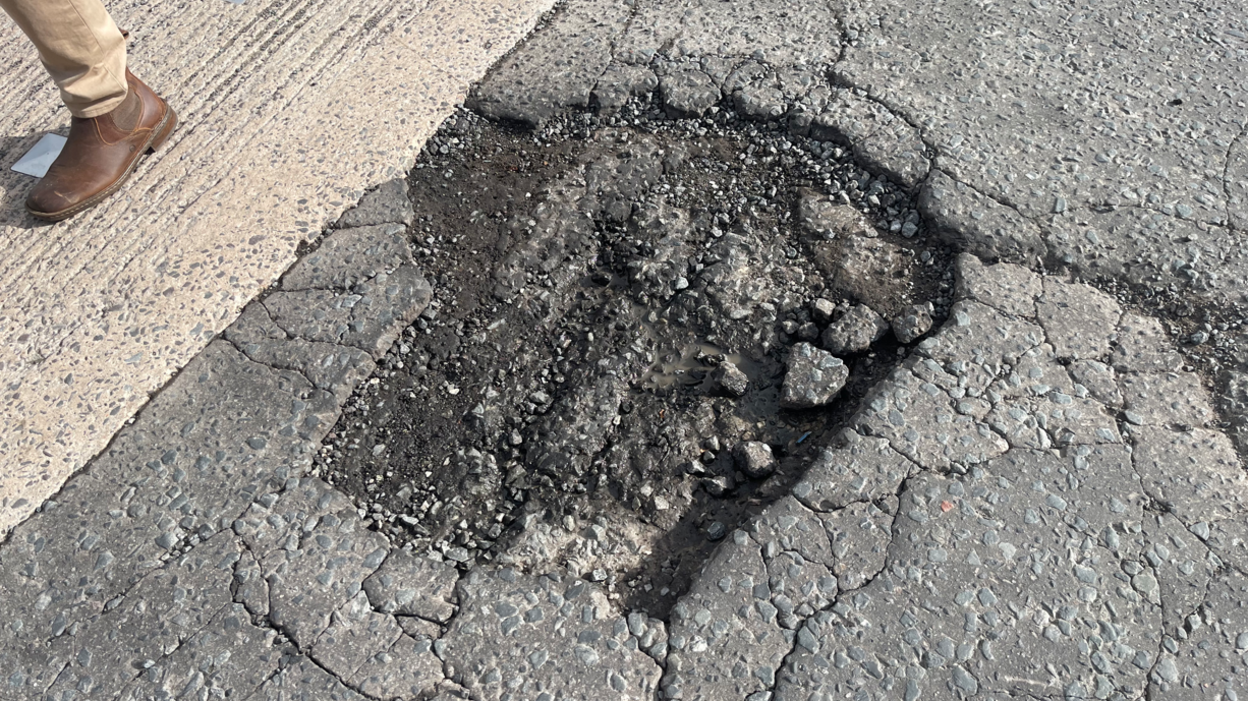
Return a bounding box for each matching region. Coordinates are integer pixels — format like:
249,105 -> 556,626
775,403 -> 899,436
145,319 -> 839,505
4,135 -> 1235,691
702,474 -> 736,497
282,223 -> 413,291
810,297 -> 837,324
810,88 -> 886,146
834,0 -> 1243,233
439,569 -> 660,700
624,202 -> 695,299
713,361 -> 750,397
362,549 -> 459,622
734,441 -> 776,478
780,343 -> 849,409
853,115 -> 930,191
336,178 -> 414,228
10,7 -> 1248,698
1035,278 -> 1122,360
0,643 -> 70,698
821,304 -> 890,354
706,521 -> 727,541
694,55 -> 740,90
892,302 -> 934,343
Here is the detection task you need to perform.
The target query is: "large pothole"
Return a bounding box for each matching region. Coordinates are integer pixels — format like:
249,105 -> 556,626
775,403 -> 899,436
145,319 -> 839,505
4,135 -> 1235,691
311,101 -> 956,616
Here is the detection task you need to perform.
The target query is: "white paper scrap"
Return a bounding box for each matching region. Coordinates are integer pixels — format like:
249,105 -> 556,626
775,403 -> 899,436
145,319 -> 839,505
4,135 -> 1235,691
11,133 -> 67,178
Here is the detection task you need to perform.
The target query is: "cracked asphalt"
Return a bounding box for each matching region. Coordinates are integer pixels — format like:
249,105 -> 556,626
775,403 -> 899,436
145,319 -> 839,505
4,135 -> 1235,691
4,1 -> 1248,700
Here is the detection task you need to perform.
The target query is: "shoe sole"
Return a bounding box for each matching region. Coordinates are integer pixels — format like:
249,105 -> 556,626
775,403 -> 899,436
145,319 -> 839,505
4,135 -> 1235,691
27,105 -> 179,223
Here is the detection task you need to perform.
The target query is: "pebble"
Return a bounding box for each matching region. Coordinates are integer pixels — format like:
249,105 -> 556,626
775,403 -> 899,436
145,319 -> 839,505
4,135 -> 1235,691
715,363 -> 750,397
892,303 -> 934,343
702,475 -> 736,497
706,521 -> 727,541
733,441 -> 776,479
810,298 -> 836,324
780,343 -> 849,409
822,305 -> 890,354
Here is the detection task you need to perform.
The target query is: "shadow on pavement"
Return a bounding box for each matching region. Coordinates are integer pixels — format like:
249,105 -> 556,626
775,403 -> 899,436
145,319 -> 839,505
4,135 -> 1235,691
0,130 -> 65,229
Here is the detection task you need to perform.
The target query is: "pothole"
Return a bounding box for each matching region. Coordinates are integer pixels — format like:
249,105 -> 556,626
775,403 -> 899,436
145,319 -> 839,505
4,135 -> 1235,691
1086,274 -> 1248,464
311,99 -> 956,617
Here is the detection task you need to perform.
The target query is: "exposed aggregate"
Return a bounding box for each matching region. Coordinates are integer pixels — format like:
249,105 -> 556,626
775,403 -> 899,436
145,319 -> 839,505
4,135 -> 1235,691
3,0 -> 1248,699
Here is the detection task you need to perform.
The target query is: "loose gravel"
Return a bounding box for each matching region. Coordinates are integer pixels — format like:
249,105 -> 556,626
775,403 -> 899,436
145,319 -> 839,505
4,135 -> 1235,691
312,99 -> 955,616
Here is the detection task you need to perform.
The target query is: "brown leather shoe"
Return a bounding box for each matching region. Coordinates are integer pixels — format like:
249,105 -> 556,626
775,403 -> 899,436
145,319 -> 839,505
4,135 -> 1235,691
26,70 -> 177,222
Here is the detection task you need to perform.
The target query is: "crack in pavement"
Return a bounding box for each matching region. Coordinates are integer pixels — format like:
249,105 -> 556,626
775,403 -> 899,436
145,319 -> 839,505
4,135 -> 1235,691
98,601 -> 237,701
1070,199 -> 1236,231
7,4 -> 1248,700
758,471 -> 909,699
224,333 -> 322,401
1220,122 -> 1247,230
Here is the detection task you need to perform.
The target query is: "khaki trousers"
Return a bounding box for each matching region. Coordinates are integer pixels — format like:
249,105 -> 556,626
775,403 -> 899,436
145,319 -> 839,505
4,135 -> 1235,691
0,0 -> 127,117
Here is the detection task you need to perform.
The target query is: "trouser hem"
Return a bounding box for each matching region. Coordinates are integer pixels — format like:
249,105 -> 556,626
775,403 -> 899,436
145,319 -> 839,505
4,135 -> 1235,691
68,89 -> 127,119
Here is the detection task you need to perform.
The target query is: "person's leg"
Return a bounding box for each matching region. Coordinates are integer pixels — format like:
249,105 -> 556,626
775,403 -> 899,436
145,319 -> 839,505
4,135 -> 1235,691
0,0 -> 128,117
0,0 -> 176,221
